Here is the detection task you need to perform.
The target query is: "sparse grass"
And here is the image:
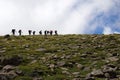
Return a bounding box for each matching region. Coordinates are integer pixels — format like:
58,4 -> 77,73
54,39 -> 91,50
0,34 -> 120,80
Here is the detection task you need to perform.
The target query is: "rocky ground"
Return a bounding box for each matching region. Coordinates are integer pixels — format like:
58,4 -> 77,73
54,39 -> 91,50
0,34 -> 120,80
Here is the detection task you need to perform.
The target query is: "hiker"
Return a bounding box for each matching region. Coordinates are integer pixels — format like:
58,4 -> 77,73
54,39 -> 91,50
55,30 -> 58,36
39,30 -> 42,35
28,30 -> 32,35
47,30 -> 50,35
18,30 -> 22,36
12,29 -> 16,35
33,31 -> 36,35
44,30 -> 47,36
50,30 -> 53,36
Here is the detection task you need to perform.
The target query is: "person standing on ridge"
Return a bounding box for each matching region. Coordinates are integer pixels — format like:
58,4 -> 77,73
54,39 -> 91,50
28,30 -> 32,35
44,30 -> 47,36
11,29 -> 16,36
18,29 -> 22,36
39,30 -> 42,35
55,30 -> 58,36
33,31 -> 36,35
50,30 -> 53,36
47,30 -> 50,35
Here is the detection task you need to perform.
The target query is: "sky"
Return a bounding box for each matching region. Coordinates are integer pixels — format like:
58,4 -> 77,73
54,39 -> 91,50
0,0 -> 120,35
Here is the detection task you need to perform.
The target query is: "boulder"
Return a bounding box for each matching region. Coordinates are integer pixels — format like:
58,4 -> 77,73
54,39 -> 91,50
4,34 -> 11,40
108,57 -> 119,62
0,55 -> 23,66
2,65 -> 15,72
91,69 -> 104,77
102,64 -> 117,78
0,71 -> 17,80
7,71 -> 18,79
0,73 -> 8,80
85,73 -> 95,80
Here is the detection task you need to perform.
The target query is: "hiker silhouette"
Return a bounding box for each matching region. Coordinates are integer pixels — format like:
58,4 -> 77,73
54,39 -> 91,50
55,30 -> 58,36
44,30 -> 47,36
18,30 -> 22,36
50,30 -> 53,36
28,30 -> 32,35
33,31 -> 36,35
12,29 -> 16,35
39,30 -> 42,35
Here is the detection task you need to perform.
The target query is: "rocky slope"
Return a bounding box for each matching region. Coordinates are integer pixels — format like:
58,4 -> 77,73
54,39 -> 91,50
0,34 -> 120,80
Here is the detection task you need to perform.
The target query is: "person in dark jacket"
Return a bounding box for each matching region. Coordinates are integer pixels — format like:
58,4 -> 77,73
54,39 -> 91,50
50,30 -> 53,36
33,31 -> 36,35
55,30 -> 58,36
18,30 -> 22,36
28,30 -> 32,35
39,30 -> 42,35
47,30 -> 50,35
12,29 -> 16,36
44,30 -> 47,36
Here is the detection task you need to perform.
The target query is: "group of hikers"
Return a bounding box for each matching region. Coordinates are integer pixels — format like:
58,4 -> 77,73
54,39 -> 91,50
11,29 -> 58,36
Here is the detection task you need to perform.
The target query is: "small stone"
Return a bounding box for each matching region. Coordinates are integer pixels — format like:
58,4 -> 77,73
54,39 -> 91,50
60,67 -> 68,71
66,55 -> 71,59
76,63 -> 84,70
30,60 -> 37,64
72,72 -> 80,75
72,72 -> 80,77
49,64 -> 55,71
35,48 -> 46,52
33,77 -> 43,80
80,54 -> 87,58
49,64 -> 55,68
15,69 -> 23,75
0,50 -> 6,53
72,78 -> 81,80
85,73 -> 95,80
104,73 -> 110,78
57,61 -> 65,67
62,71 -> 70,75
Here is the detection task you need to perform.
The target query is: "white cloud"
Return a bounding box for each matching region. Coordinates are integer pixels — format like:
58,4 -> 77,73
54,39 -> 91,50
103,27 -> 113,35
0,0 -> 119,35
31,0 -> 115,34
113,31 -> 120,34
